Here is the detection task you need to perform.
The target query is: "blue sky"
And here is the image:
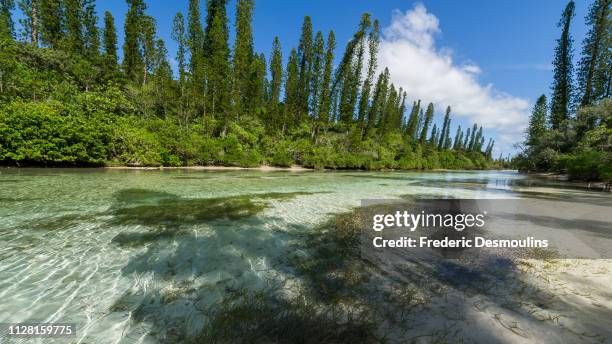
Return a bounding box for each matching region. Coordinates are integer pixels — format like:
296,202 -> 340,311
14,1 -> 590,156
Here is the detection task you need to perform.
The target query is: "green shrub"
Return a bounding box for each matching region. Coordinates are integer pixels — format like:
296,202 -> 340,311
562,150 -> 612,181
110,118 -> 163,166
0,100 -> 112,165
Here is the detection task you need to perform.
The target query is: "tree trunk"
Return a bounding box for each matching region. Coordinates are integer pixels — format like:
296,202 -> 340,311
142,63 -> 147,87
31,0 -> 39,46
222,113 -> 228,137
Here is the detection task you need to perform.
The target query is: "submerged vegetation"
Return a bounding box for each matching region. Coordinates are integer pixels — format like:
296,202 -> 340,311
516,0 -> 611,182
197,289 -> 379,344
192,197 -> 586,343
3,170 -> 611,342
0,0 -> 502,169
109,188 -> 317,246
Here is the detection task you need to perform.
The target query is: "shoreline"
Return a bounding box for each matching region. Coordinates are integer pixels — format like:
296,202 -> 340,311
528,171 -> 611,191
1,164 -> 514,173
102,165 -> 314,172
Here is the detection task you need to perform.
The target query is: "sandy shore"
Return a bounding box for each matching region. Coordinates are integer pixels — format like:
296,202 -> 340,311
529,172 -> 610,191
103,165 -> 314,172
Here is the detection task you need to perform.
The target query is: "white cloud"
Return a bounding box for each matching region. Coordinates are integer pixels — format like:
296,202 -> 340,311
378,3 -> 530,155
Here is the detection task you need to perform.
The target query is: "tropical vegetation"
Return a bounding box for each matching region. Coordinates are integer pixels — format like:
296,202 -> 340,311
1,0 -> 502,169
517,0 -> 611,182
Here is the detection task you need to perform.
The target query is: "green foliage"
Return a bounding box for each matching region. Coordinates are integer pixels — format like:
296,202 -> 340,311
123,0 -> 146,82
527,95 -> 548,147
557,150 -> 611,181
111,119 -> 163,166
0,100 -> 112,165
232,0 -> 254,117
549,1 -> 575,130
0,3 -> 501,172
576,0 -> 610,106
103,11 -> 118,67
520,0 -> 610,182
0,0 -> 16,39
521,99 -> 611,180
206,0 -> 231,128
39,0 -> 63,48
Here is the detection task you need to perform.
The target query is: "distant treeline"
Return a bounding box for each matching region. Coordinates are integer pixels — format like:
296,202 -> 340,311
517,0 -> 610,181
0,0 -> 503,169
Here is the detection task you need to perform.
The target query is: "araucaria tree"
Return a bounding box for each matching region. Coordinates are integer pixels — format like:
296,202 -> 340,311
526,95 -> 548,148
419,103 -> 434,145
103,11 -> 118,73
267,36 -> 282,127
296,16 -> 313,122
123,0 -> 146,82
576,0 -> 610,106
205,0 -> 231,132
232,0 -> 254,118
0,0 -> 16,39
317,31 -> 335,125
518,0 -> 611,181
0,1 -> 500,170
549,1 -> 575,130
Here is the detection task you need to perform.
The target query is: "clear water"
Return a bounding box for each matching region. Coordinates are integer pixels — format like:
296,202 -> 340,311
0,169 -> 607,343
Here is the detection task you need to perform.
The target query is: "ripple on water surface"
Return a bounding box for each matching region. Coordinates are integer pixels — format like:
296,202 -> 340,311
1,169 -> 593,342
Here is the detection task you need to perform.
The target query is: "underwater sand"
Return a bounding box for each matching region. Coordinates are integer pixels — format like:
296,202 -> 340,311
0,169 -> 610,343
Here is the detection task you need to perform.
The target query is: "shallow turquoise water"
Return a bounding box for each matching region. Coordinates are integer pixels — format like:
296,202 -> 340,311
0,169 -> 606,343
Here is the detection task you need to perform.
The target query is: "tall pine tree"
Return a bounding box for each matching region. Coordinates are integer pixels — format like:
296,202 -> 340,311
468,124 -> 478,151
18,0 -> 40,45
172,12 -> 187,84
246,52 -> 266,114
268,36 -> 283,126
172,12 -> 189,125
39,0 -> 63,48
309,31 -> 325,120
463,127 -> 471,150
83,0 -> 99,57
438,106 -> 451,149
232,0 -> 254,118
103,11 -> 118,68
317,31 -> 335,123
347,14 -> 370,125
405,100 -> 421,141
296,16 -> 313,120
205,0 -> 231,131
577,0 -> 610,106
123,0 -> 146,82
284,48 -> 299,131
358,19 -> 380,135
527,95 -> 548,148
428,124 -> 438,149
337,13 -> 371,124
419,103 -> 434,145
549,1 -> 575,130
141,15 -> 157,86
64,0 -> 84,54
187,0 -> 204,86
453,126 -> 462,150
0,0 -> 16,39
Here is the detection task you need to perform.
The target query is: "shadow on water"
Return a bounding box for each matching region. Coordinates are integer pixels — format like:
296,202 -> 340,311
99,191 -> 612,343
288,203 -> 611,343
516,189 -> 612,207
105,188 -> 324,342
7,173 -> 611,342
497,212 -> 612,240
98,187 -> 382,342
107,188 -> 320,248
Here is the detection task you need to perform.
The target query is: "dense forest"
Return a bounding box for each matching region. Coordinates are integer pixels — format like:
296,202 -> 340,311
517,0 -> 611,181
2,0 -> 501,169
